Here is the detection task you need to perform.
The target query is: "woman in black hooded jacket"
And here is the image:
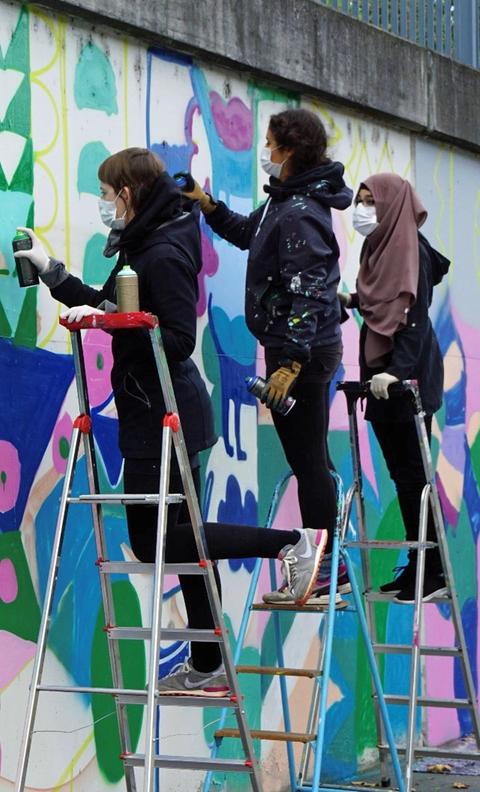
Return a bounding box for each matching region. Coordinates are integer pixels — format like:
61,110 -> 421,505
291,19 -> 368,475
16,147 -> 329,696
184,109 -> 353,600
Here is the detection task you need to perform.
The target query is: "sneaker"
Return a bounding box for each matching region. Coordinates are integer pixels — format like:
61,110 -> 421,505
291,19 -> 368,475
394,573 -> 448,603
379,563 -> 416,594
263,560 -> 351,605
156,659 -> 230,697
280,528 -> 328,606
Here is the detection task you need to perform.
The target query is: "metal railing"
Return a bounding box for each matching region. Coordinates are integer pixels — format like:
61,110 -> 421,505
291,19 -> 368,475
316,0 -> 479,68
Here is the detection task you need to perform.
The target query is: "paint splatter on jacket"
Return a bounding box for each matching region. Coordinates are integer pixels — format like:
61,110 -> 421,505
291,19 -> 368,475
205,161 -> 353,363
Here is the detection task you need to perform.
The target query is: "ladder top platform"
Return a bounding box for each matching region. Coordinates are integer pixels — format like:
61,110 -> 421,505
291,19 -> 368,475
59,311 -> 159,331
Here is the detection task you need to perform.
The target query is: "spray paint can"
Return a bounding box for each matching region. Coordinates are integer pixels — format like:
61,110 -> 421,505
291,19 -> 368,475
245,375 -> 296,416
12,230 -> 39,287
116,264 -> 139,312
173,171 -> 195,192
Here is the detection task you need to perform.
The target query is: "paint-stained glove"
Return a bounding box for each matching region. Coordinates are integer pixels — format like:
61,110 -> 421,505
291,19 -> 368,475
60,305 -> 105,323
180,179 -> 217,215
370,372 -> 399,400
261,360 -> 302,411
13,227 -> 51,274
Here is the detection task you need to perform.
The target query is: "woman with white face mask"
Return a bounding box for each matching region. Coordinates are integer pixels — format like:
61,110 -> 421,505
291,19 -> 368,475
14,146 -> 329,696
182,108 -> 353,603
342,173 -> 450,602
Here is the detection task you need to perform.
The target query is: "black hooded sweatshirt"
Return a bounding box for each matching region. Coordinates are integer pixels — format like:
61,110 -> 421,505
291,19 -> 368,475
42,173 -> 216,458
205,162 -> 353,363
353,232 -> 450,421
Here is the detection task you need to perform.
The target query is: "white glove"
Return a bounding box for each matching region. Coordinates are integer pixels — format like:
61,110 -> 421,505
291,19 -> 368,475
13,227 -> 51,274
60,305 -> 105,323
370,372 -> 399,400
338,292 -> 352,307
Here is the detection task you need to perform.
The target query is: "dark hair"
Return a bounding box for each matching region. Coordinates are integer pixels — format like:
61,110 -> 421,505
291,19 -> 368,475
268,108 -> 330,177
98,147 -> 165,212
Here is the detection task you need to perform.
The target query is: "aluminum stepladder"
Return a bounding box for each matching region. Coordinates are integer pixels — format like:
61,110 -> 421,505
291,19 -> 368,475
204,466 -> 405,792
336,380 -> 480,792
15,311 -> 262,792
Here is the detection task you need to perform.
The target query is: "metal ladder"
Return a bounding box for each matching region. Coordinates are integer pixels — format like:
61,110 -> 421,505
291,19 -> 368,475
14,311 -> 262,792
337,379 -> 480,792
203,468 -> 405,792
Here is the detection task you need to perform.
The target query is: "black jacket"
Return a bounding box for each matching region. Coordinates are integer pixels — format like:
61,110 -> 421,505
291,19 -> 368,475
43,173 -> 216,458
355,233 -> 450,421
206,162 -> 353,363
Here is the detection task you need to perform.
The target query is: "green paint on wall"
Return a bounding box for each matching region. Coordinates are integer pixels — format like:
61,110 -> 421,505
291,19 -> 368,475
90,580 -> 145,783
74,43 -> 118,116
0,7 -> 29,73
78,141 -> 111,195
0,9 -> 30,140
446,500 -> 476,605
82,233 -> 112,285
0,531 -> 41,642
257,423 -> 288,526
8,138 -> 33,194
0,299 -> 12,337
14,286 -> 37,348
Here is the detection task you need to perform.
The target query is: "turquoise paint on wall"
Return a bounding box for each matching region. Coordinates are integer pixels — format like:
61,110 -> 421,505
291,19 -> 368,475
74,43 -> 118,115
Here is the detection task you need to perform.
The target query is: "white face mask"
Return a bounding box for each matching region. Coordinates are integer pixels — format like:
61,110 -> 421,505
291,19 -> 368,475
352,203 -> 379,236
98,191 -> 127,230
260,146 -> 286,179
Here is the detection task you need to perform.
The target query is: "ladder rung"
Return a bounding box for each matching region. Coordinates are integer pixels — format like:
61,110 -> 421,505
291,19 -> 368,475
122,753 -> 255,772
67,493 -> 185,505
366,591 -> 451,604
99,561 -> 209,576
252,600 -> 349,613
215,728 -> 316,743
107,626 -> 224,642
381,694 -> 473,708
36,685 -> 238,707
373,643 -> 461,657
236,665 -> 321,678
379,743 -> 480,761
344,540 -> 437,549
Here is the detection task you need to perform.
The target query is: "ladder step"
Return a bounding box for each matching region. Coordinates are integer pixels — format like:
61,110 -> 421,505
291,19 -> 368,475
122,753 -> 255,772
37,685 -> 239,707
379,744 -> 480,761
67,493 -> 184,505
215,727 -> 316,743
99,561 -> 210,576
236,665 -> 321,678
344,540 -> 437,550
107,627 -> 224,642
366,591 -> 451,604
252,600 -> 349,613
381,694 -> 473,708
373,643 -> 461,657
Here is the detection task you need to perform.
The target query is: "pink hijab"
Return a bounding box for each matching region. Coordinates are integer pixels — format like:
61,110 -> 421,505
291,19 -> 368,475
356,173 -> 427,367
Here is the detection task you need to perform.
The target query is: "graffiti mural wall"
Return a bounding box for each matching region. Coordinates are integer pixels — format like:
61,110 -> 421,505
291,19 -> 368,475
0,2 -> 479,790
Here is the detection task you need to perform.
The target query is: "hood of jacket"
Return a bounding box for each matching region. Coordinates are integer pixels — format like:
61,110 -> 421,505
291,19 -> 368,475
264,161 -> 353,211
419,232 -> 450,285
104,172 -> 184,257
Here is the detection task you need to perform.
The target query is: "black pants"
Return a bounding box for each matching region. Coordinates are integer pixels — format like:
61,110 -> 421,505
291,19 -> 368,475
124,459 -> 300,672
371,416 -> 442,574
266,344 -> 342,552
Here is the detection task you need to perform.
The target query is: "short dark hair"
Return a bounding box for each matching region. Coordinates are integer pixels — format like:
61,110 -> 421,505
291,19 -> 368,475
268,109 -> 330,177
98,147 -> 165,212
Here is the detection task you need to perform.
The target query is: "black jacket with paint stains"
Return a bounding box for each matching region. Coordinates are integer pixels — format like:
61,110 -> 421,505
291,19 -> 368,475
352,233 -> 450,421
42,174 -> 216,459
205,162 -> 353,363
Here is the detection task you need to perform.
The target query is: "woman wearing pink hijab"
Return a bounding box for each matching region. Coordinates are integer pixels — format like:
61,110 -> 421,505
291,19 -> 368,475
342,173 -> 450,602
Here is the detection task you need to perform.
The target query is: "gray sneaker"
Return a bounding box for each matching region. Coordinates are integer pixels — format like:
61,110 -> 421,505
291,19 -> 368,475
157,659 -> 230,698
279,528 -> 328,605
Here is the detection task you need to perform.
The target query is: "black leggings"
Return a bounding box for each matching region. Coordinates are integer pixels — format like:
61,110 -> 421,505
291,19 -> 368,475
124,459 -> 300,671
371,416 -> 442,573
266,344 -> 342,552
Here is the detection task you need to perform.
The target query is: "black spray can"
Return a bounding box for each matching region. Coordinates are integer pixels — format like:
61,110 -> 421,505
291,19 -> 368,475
245,375 -> 296,416
13,230 -> 39,287
173,171 -> 195,192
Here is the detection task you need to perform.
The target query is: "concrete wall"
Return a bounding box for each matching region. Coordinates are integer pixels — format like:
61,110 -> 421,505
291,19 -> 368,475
1,2 -> 479,791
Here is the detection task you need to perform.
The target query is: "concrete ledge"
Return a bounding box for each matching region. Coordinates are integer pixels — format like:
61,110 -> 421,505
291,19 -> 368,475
36,0 -> 480,153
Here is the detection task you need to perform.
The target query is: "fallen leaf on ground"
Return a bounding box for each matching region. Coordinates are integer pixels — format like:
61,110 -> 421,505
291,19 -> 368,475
452,783 -> 469,789
427,763 -> 453,773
